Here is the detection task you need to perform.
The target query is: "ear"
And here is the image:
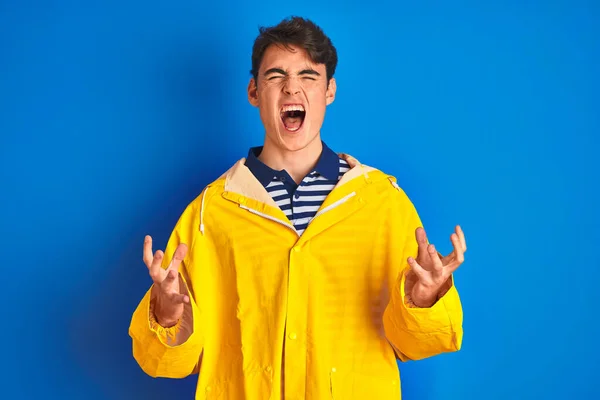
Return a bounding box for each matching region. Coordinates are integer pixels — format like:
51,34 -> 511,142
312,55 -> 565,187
325,77 -> 336,106
248,78 -> 259,107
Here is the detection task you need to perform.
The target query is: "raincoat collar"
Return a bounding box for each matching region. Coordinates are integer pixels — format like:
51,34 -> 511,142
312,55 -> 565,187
245,141 -> 341,187
216,153 -> 388,242
221,152 -> 378,208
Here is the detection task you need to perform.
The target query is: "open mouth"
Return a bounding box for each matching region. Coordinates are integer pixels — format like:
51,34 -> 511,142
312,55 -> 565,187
280,104 -> 306,132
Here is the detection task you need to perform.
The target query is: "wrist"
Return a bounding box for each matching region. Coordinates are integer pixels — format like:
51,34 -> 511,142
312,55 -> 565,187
410,290 -> 437,308
150,291 -> 180,328
156,315 -> 179,328
410,281 -> 442,308
410,276 -> 453,308
155,300 -> 180,328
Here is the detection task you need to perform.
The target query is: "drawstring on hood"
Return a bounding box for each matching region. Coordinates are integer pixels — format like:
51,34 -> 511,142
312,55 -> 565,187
200,188 -> 207,235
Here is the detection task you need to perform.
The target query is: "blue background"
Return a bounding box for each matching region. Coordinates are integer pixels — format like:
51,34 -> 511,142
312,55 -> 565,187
1,0 -> 598,398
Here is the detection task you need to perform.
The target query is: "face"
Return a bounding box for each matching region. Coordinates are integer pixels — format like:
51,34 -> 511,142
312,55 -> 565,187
248,44 -> 336,153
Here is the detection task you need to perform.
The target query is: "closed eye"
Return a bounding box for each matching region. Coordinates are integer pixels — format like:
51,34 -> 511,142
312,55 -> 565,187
298,69 -> 321,80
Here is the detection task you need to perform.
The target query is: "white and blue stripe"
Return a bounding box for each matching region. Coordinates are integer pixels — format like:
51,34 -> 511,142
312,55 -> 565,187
265,158 -> 350,235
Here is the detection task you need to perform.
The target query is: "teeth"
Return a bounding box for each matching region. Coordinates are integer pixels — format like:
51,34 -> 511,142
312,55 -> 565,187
280,104 -> 305,113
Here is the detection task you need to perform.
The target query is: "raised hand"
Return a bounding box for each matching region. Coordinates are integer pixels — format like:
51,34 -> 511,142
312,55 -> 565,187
406,225 -> 467,307
143,235 -> 190,327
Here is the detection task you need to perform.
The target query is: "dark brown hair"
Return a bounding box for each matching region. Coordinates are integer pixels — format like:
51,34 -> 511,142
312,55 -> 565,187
250,16 -> 338,83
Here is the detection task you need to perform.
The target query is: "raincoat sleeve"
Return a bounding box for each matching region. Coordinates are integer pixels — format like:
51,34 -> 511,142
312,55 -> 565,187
383,182 -> 463,361
129,197 -> 206,378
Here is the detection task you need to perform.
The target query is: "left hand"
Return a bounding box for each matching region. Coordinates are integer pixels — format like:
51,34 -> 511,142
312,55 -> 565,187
407,225 -> 467,307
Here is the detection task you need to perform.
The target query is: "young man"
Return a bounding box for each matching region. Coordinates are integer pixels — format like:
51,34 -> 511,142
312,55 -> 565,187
130,16 -> 466,400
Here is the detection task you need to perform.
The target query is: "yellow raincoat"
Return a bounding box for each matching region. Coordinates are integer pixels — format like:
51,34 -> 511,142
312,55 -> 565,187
129,155 -> 463,399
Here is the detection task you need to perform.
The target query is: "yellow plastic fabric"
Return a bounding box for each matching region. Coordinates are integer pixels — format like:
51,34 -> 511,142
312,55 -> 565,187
129,160 -> 463,399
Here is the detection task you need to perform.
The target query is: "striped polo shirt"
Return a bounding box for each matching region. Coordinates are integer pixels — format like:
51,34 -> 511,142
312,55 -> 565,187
245,142 -> 350,235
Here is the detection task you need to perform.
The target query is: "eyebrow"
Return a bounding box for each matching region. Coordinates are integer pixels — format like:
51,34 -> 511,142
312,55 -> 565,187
264,68 -> 286,77
263,68 -> 321,77
298,69 -> 321,77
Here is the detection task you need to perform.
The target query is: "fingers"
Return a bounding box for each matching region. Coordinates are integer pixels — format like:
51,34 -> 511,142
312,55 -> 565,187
451,234 -> 464,262
148,250 -> 164,283
167,292 -> 190,305
415,227 -> 427,246
145,237 -> 189,285
447,232 -> 465,273
162,269 -> 190,304
441,226 -> 467,266
167,243 -> 188,273
456,225 -> 467,252
415,227 -> 428,260
412,226 -> 465,278
161,267 -> 177,285
407,256 -> 427,279
143,235 -> 153,267
427,244 -> 444,268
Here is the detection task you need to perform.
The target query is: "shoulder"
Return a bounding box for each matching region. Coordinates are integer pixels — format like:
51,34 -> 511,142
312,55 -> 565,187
186,177 -> 226,214
360,164 -> 416,209
176,166 -> 231,222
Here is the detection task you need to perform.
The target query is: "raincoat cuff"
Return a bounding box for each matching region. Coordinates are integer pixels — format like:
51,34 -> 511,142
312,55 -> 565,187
404,274 -> 454,309
148,290 -> 194,347
398,271 -> 461,333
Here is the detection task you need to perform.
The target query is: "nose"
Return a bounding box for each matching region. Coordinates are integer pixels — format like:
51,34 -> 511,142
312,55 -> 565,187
283,77 -> 301,95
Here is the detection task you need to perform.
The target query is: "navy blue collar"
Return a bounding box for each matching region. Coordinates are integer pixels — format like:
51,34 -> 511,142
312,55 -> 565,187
245,141 -> 340,187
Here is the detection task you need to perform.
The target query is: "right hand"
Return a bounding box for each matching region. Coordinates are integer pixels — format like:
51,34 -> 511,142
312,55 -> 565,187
143,235 -> 190,327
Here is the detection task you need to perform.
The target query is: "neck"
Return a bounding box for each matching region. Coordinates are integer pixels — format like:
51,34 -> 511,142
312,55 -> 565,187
258,136 -> 323,184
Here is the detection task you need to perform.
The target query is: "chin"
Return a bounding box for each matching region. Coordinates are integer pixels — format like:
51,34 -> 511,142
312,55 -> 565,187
277,127 -> 320,152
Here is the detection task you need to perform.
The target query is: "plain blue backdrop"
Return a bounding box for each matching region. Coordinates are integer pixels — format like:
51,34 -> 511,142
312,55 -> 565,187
1,0 -> 598,398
